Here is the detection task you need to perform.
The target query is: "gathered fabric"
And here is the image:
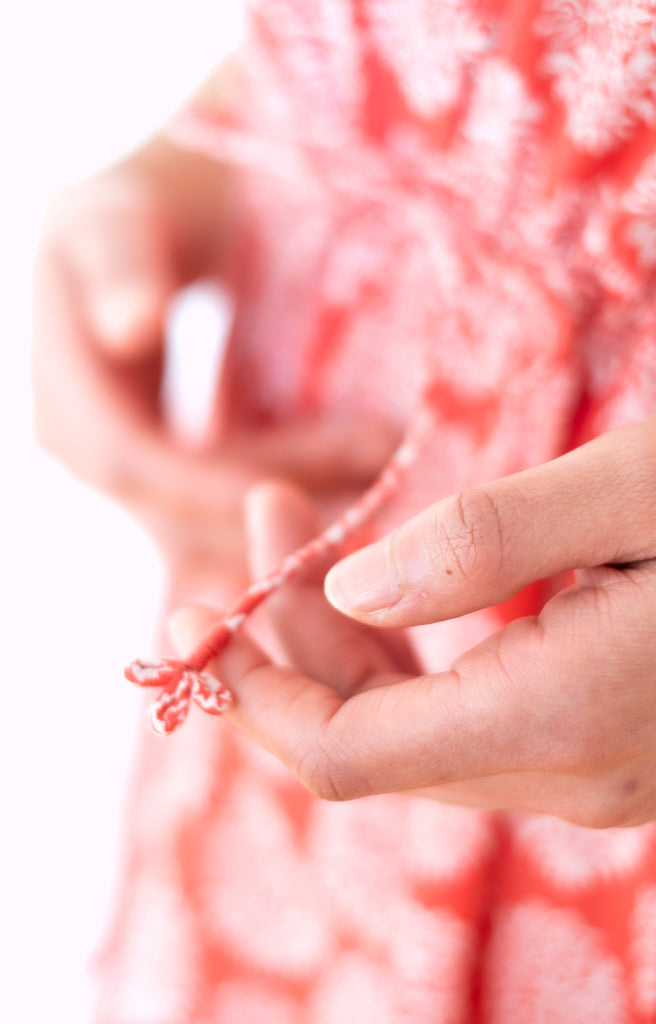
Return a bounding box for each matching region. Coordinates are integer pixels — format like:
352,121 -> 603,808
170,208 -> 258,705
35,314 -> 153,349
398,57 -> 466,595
95,2 -> 656,1021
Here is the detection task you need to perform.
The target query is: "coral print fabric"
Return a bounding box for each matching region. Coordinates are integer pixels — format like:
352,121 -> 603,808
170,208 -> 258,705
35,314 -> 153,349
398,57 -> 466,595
95,1 -> 656,1021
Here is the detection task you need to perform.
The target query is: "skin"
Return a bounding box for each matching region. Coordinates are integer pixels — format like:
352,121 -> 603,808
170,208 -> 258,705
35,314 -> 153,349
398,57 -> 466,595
171,419 -> 656,828
33,75 -> 656,829
32,106 -> 396,601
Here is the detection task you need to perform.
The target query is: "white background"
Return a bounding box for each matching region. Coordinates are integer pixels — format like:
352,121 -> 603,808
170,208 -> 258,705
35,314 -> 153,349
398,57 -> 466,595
1,3 -> 244,1021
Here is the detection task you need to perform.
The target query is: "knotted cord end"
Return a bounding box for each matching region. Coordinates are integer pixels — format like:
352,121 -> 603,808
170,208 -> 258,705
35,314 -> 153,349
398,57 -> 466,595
124,413 -> 423,734
125,659 -> 232,735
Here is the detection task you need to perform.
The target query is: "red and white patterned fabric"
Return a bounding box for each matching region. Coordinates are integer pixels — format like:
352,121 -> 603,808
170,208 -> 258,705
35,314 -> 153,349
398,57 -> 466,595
94,2 -> 656,1020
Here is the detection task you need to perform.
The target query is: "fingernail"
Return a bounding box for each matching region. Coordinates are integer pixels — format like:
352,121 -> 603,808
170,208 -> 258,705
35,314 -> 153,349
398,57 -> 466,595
324,542 -> 400,615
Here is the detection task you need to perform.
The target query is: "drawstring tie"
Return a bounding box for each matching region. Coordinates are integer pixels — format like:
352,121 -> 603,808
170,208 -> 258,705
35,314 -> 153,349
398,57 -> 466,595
125,407 -> 429,734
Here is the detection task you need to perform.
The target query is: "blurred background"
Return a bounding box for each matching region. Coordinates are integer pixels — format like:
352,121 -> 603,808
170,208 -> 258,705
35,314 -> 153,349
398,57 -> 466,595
1,3 -> 244,1020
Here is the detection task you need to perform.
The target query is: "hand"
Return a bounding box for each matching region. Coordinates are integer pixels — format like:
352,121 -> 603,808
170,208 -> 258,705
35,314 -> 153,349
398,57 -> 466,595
32,137 -> 231,574
32,138 -> 396,591
172,420 -> 656,827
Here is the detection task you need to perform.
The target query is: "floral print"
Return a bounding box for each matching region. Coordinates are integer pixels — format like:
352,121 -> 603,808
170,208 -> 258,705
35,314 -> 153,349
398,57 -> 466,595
96,3 -> 656,1020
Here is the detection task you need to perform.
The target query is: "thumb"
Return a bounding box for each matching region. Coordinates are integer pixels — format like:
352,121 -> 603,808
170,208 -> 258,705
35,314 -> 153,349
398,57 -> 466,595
325,419 -> 656,627
60,174 -> 182,358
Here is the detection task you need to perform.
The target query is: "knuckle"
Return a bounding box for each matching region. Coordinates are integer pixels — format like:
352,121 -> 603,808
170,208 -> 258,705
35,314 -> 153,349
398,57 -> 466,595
567,791 -> 633,830
567,805 -> 614,830
582,770 -> 654,829
99,440 -> 137,498
558,766 -> 652,829
295,735 -> 363,802
425,487 -> 505,586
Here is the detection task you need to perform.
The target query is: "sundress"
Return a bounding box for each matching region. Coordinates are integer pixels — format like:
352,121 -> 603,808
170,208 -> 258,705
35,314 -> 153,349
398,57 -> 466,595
94,2 -> 656,1021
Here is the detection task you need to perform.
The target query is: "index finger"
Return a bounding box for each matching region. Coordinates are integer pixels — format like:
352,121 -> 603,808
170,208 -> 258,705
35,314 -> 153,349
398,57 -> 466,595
182,563 -> 656,800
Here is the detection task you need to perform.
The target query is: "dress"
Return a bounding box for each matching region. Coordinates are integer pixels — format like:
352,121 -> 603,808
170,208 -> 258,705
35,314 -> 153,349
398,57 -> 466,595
94,2 -> 656,1021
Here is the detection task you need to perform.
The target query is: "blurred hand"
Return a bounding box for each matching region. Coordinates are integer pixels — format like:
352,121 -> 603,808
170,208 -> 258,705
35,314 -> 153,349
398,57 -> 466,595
32,137 -> 395,592
173,420 -> 656,827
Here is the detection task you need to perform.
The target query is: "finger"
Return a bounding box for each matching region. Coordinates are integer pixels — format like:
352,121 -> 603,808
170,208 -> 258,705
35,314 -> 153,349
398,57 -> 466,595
50,175 -> 182,359
315,568 -> 656,802
34,247 -> 386,552
230,419 -> 400,490
245,481 -> 416,692
119,415 -> 400,537
413,771 -> 615,827
33,247 -> 216,516
325,419 -> 656,627
168,604 -> 347,771
32,246 -> 156,483
193,566 -> 656,803
167,599 -> 541,800
175,608 -> 507,799
33,241 -> 237,506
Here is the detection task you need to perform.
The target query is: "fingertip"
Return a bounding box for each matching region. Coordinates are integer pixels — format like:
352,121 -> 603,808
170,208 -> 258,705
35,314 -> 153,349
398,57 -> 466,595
244,479 -> 317,524
243,481 -> 281,535
168,605 -> 221,657
245,480 -> 320,577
